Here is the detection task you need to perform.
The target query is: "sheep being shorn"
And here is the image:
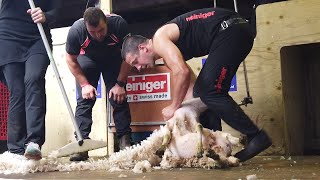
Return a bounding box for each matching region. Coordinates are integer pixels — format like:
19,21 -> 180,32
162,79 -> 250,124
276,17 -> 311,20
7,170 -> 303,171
0,98 -> 239,174
155,97 -> 240,169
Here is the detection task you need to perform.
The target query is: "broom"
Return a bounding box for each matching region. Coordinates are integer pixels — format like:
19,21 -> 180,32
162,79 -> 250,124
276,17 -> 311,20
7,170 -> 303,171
28,0 -> 107,158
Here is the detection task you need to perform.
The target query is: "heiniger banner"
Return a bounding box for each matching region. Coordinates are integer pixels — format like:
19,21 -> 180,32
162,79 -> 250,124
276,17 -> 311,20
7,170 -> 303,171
126,73 -> 171,102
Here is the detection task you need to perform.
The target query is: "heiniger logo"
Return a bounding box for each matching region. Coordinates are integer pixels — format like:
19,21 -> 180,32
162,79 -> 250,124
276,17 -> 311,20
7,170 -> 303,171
185,11 -> 215,21
126,73 -> 171,102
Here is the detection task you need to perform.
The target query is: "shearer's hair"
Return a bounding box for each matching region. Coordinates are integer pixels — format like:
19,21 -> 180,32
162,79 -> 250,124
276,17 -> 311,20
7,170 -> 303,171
121,34 -> 148,60
83,7 -> 107,27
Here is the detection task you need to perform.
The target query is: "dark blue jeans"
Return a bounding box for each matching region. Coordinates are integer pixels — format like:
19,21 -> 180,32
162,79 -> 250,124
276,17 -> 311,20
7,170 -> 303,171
194,23 -> 260,138
75,55 -> 131,139
1,54 -> 49,155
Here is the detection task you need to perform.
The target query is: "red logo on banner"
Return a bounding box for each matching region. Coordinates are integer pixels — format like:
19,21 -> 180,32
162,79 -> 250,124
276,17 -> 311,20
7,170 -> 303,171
126,74 -> 169,95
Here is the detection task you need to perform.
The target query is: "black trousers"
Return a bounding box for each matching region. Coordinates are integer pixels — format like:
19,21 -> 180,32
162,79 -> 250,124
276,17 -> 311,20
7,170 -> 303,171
199,109 -> 222,131
194,23 -> 260,138
1,54 -> 49,155
75,55 -> 131,139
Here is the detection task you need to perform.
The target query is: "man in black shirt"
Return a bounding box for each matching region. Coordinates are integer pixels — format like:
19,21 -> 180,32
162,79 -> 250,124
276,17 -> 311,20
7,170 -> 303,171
0,0 -> 60,160
66,7 -> 132,161
121,8 -> 272,162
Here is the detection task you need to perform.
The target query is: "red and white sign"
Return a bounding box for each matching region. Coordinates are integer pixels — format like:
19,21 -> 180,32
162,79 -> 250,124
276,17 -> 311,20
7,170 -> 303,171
126,73 -> 171,102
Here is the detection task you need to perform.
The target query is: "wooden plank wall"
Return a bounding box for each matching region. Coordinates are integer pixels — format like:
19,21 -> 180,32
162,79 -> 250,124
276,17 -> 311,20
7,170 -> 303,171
243,0 -> 319,155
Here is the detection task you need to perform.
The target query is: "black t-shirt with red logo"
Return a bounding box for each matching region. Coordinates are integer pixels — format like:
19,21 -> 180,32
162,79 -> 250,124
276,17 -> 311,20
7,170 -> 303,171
66,14 -> 128,63
167,8 -> 238,60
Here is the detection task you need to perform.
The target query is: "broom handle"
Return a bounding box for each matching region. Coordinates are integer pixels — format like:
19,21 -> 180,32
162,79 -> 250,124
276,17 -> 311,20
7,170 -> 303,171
28,0 -> 84,145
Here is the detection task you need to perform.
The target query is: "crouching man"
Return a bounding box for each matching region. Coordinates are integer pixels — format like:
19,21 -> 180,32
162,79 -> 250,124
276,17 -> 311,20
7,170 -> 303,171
120,7 -> 272,162
65,7 -> 132,161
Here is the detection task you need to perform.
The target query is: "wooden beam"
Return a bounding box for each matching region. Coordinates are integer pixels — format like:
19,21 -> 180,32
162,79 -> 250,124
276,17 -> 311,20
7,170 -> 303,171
100,0 -> 112,13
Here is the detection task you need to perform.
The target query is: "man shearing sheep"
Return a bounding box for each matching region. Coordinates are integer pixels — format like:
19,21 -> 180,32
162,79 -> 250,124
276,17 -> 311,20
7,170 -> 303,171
120,7 -> 272,162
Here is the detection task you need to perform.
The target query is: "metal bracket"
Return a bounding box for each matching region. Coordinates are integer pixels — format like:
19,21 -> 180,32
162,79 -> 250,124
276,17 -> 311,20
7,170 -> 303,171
239,96 -> 253,106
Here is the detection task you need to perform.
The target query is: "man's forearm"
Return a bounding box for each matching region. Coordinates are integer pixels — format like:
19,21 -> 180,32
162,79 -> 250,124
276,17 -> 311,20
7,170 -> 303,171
66,56 -> 88,86
171,68 -> 190,108
183,68 -> 197,101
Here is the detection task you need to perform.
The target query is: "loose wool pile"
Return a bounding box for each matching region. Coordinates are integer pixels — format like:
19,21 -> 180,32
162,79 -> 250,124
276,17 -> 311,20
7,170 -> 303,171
1,98 -> 240,175
0,126 -> 233,175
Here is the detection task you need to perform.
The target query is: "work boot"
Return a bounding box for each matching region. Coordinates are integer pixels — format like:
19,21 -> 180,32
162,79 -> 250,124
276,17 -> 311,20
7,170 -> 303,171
24,142 -> 42,161
119,134 -> 131,150
234,130 -> 272,162
69,151 -> 89,161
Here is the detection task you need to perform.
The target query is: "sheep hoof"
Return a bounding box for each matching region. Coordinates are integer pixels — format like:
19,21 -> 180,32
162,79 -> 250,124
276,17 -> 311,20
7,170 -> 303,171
196,146 -> 204,158
155,149 -> 165,158
196,151 -> 203,158
207,149 -> 220,160
155,145 -> 166,158
239,134 -> 247,146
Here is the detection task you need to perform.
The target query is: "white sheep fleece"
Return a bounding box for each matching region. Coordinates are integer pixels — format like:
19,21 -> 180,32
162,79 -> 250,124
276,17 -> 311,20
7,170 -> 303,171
0,98 -> 239,174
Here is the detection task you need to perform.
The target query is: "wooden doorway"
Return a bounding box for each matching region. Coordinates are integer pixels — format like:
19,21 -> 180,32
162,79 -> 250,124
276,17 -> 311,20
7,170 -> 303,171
281,43 -> 320,155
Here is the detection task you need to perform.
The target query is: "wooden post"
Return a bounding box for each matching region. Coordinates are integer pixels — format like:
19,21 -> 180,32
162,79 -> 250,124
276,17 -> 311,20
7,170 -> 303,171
100,0 -> 114,155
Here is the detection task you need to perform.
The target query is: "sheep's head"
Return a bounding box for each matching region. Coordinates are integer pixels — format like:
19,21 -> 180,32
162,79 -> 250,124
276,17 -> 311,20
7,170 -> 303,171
204,130 -> 239,158
191,130 -> 239,168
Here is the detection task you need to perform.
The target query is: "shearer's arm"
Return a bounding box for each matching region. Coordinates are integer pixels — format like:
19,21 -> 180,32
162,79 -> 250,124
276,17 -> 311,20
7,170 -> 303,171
153,23 -> 191,120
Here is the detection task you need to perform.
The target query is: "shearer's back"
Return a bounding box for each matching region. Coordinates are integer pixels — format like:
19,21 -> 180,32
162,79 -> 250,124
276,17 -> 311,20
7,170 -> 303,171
166,8 -> 238,60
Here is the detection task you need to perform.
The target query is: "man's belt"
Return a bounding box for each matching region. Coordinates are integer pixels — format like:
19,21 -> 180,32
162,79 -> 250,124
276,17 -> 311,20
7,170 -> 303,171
219,17 -> 248,32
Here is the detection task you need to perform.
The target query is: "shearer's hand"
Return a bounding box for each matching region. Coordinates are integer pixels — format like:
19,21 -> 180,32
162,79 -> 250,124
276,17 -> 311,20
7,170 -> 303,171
82,84 -> 97,100
27,7 -> 46,24
162,105 -> 179,121
109,84 -> 126,104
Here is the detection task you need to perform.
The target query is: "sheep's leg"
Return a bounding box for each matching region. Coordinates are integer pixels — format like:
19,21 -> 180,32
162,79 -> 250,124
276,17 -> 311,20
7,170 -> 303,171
155,132 -> 171,158
202,129 -> 221,160
196,123 -> 204,158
